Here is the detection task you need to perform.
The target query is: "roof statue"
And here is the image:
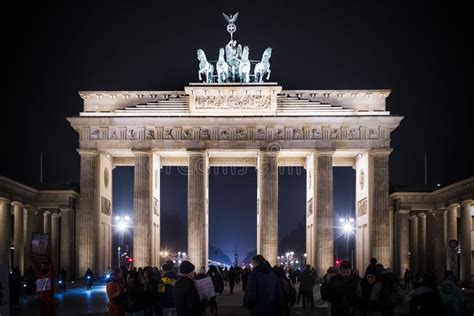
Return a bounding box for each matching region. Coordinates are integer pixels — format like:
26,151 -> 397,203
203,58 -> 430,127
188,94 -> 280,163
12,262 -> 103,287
196,13 -> 272,84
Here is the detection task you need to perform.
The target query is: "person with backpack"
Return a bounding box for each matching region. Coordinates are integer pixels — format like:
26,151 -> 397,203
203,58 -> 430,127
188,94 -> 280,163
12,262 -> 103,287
173,261 -> 203,316
208,265 -> 224,316
159,261 -> 177,316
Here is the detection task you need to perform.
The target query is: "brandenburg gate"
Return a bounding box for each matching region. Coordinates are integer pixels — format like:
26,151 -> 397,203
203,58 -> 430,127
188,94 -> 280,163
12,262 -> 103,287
67,83 -> 403,277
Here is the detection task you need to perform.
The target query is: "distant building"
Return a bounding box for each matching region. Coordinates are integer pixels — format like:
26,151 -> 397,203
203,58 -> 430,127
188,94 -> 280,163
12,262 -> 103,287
0,176 -> 78,279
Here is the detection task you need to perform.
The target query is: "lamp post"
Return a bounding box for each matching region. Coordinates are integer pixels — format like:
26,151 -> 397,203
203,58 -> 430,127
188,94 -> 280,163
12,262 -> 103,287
115,216 -> 131,267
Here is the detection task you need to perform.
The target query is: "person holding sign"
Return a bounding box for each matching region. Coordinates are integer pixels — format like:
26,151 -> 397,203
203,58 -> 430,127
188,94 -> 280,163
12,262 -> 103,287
32,254 -> 55,316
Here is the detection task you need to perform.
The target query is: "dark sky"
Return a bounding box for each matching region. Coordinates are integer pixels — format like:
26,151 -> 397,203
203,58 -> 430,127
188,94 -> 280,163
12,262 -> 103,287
3,1 -> 472,258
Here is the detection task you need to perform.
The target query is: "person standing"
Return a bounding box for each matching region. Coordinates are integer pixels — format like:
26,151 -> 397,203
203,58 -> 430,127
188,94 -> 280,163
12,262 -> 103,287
173,261 -> 202,316
85,268 -> 94,290
160,261 -> 177,316
32,255 -> 55,316
245,255 -> 281,316
299,265 -> 315,309
321,260 -> 361,316
273,266 -> 292,316
123,271 -> 144,316
106,268 -> 125,316
228,266 -> 236,294
207,265 -> 224,316
142,267 -> 158,316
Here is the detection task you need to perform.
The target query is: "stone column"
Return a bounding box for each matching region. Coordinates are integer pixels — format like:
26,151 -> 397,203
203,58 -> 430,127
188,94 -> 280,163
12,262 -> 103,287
434,210 -> 447,281
12,202 -> 24,274
78,150 -> 99,276
426,211 -> 436,267
409,215 -> 419,273
447,204 -> 459,242
188,150 -> 208,269
314,152 -> 333,276
257,149 -> 278,266
51,212 -> 60,271
23,206 -> 36,271
417,212 -> 426,273
460,200 -> 473,284
396,210 -> 410,277
371,151 -> 391,265
0,197 -> 11,265
43,211 -> 51,234
133,151 -> 152,268
60,208 -> 74,280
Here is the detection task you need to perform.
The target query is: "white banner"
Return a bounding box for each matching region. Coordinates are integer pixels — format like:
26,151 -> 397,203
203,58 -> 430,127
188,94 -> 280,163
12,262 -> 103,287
36,277 -> 52,292
194,276 -> 215,300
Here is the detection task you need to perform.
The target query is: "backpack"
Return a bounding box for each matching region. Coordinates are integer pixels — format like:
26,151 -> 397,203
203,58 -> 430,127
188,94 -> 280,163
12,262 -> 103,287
212,274 -> 224,294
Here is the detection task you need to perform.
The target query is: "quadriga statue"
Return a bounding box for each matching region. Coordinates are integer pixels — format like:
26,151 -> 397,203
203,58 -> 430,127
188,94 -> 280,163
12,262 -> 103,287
239,46 -> 251,83
254,47 -> 272,83
216,48 -> 230,83
197,49 -> 214,83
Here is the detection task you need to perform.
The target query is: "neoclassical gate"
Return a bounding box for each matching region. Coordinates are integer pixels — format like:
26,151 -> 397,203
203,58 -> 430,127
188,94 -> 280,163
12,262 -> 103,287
68,83 -> 402,277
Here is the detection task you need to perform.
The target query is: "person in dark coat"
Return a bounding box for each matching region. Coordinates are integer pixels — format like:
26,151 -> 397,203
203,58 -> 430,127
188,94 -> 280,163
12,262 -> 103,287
173,261 -> 202,316
160,261 -> 177,316
228,266 -> 236,294
208,265 -> 223,316
245,255 -> 281,316
356,264 -> 383,315
142,267 -> 158,316
123,270 -> 144,315
409,273 -> 446,316
321,260 -> 361,316
299,265 -> 315,309
273,266 -> 292,316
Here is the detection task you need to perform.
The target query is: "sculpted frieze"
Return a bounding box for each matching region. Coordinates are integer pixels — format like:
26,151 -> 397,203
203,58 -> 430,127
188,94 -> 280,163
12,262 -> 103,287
195,95 -> 271,110
83,125 -> 386,142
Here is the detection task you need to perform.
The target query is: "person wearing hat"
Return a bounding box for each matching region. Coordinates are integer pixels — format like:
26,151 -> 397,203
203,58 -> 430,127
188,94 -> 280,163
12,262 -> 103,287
160,261 -> 177,316
173,261 -> 202,316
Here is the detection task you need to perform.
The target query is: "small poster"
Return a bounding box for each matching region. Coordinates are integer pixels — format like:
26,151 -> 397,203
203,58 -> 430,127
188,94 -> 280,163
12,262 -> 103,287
31,232 -> 49,263
36,278 -> 52,292
0,264 -> 9,316
194,276 -> 215,300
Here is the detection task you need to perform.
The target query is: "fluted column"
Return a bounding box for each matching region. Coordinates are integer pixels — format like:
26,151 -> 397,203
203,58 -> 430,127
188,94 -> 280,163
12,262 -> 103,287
78,150 -> 99,276
60,208 -> 74,280
188,150 -> 208,269
257,149 -> 279,266
426,211 -> 436,269
396,210 -> 410,277
371,151 -> 391,265
460,200 -> 473,284
133,152 -> 152,268
314,152 -> 333,276
409,215 -> 419,273
0,197 -> 11,265
43,211 -> 51,234
434,210 -> 446,281
51,212 -> 60,270
23,206 -> 36,271
12,202 -> 24,273
418,213 -> 426,273
447,204 -> 459,242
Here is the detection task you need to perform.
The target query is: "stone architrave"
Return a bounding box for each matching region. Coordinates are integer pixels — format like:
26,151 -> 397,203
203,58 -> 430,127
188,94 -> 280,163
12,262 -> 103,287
257,149 -> 278,266
133,151 -> 152,268
187,150 -> 208,269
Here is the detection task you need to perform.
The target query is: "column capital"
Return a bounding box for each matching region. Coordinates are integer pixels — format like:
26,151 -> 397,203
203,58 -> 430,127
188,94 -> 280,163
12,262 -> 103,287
409,214 -> 419,220
43,210 -> 52,216
77,149 -> 98,156
448,203 -> 460,209
461,200 -> 473,207
0,197 -> 10,203
51,212 -> 61,218
417,212 -> 427,218
370,148 -> 393,156
11,201 -> 24,208
397,209 -> 410,214
315,149 -> 335,157
59,207 -> 73,213
187,149 -> 207,156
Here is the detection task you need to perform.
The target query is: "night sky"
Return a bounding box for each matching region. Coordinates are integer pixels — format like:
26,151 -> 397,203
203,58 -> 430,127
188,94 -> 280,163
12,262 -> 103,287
3,1 -> 472,260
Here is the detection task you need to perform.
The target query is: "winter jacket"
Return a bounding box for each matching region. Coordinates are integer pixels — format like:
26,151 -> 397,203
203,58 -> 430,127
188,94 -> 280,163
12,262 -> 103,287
173,275 -> 202,316
321,274 -> 361,316
245,264 -> 281,316
159,270 -> 177,308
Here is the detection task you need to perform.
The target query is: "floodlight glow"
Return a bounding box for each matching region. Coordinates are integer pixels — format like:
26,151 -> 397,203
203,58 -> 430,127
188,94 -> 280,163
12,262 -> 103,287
342,223 -> 353,233
115,216 -> 121,221
124,216 -> 130,221
117,221 -> 127,231
339,218 -> 345,223
349,218 -> 355,223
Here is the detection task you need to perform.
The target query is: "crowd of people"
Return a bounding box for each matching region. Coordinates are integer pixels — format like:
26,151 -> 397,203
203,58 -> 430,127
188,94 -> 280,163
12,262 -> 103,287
7,253 -> 467,316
